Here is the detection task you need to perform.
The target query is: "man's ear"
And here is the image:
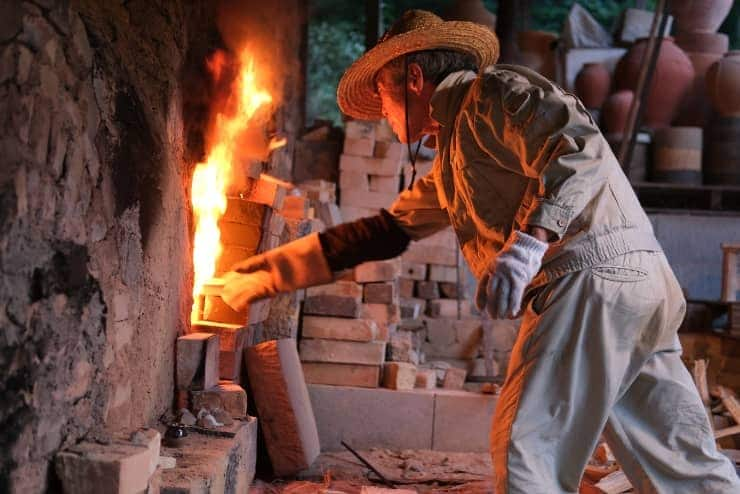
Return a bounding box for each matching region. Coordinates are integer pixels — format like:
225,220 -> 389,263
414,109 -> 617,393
407,62 -> 425,95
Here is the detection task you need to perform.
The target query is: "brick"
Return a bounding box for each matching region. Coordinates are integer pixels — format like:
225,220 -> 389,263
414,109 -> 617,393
400,298 -> 425,319
389,332 -> 419,364
280,195 -> 310,219
268,210 -> 286,236
383,362 -> 417,390
345,120 -> 376,140
303,362 -> 380,388
425,318 -> 455,346
339,170 -> 369,192
360,303 -> 400,325
176,333 -> 220,391
216,245 -> 258,274
300,179 -> 336,203
415,281 -> 440,300
418,228 -> 458,249
402,242 -> 457,266
192,321 -> 249,381
244,339 -> 320,476
191,382 -> 248,417
247,298 -> 271,325
400,261 -> 427,280
455,319 -> 482,348
218,221 -> 262,249
299,339 -> 386,365
222,198 -> 266,225
374,120 -> 396,142
301,315 -> 377,342
245,174 -> 289,209
373,141 -> 405,161
363,281 -> 398,304
442,367 -> 467,389
369,174 -> 399,193
375,322 -> 396,342
439,282 -> 460,299
201,295 -> 247,325
422,340 -> 478,360
304,281 -> 363,318
399,278 -> 415,298
340,154 -> 402,177
339,205 -> 377,222
343,137 -> 375,157
429,264 -> 457,283
427,299 -> 475,318
339,189 -> 398,210
354,258 -> 401,282
415,368 -> 437,389
55,438 -> 157,494
315,202 -> 342,227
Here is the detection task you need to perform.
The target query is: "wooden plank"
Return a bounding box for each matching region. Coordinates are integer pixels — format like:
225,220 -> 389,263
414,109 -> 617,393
693,359 -> 711,406
718,386 -> 740,425
714,424 -> 740,439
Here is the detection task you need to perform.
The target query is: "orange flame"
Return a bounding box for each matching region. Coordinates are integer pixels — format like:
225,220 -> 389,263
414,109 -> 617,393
191,50 -> 273,321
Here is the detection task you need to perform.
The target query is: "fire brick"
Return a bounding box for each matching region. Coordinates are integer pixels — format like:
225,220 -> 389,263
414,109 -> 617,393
415,280 -> 440,300
176,333 -> 220,391
383,362 -> 417,390
299,339 -> 387,366
363,281 -> 398,305
354,258 -> 401,283
442,367 -> 467,390
302,362 -> 380,388
191,381 -> 248,417
301,315 -> 378,342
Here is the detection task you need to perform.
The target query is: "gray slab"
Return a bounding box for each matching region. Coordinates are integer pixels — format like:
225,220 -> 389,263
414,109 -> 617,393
433,390 -> 497,452
308,384 -> 435,451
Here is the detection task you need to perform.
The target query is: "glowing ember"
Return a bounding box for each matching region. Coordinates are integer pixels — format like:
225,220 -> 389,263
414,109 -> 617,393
191,50 -> 273,321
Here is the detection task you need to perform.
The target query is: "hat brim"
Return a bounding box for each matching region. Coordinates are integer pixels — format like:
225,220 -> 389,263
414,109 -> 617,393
337,21 -> 499,121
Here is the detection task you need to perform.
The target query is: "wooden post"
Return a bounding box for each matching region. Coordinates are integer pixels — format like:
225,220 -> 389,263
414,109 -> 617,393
365,0 -> 383,50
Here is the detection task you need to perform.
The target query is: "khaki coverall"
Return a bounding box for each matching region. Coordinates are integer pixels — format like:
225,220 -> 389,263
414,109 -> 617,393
388,65 -> 740,493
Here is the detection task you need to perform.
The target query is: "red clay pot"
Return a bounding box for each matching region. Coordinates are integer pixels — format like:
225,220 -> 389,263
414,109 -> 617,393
615,37 -> 695,129
675,31 -> 729,54
575,63 -> 611,110
602,90 -> 635,135
669,0 -> 733,33
706,51 -> 740,117
675,51 -> 722,126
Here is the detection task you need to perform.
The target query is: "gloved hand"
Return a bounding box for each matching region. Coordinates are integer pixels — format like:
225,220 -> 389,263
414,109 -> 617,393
221,233 -> 333,312
475,230 -> 548,319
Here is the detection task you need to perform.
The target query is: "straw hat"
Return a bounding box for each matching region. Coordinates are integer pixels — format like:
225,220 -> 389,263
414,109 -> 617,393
337,10 -> 499,121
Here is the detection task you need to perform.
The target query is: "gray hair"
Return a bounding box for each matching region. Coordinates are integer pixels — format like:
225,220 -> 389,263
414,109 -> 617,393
381,50 -> 478,86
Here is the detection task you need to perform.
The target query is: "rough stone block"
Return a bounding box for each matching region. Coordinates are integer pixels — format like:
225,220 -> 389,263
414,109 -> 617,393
401,261 -> 427,280
304,281 -> 362,318
308,384 -> 434,450
368,174 -> 399,193
244,339 -> 320,476
363,281 -> 398,304
415,281 -> 440,300
383,362 -> 417,390
190,381 -> 248,417
415,369 -> 437,389
301,315 -> 377,342
399,278 -> 415,298
340,154 -> 402,177
442,367 -> 467,390
433,390 -> 496,452
343,137 -> 375,157
303,362 -> 380,388
299,339 -> 386,365
176,333 -> 220,391
429,264 -> 457,283
354,258 -> 401,282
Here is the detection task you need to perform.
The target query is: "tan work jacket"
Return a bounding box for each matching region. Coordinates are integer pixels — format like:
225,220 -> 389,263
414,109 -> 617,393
389,65 -> 661,287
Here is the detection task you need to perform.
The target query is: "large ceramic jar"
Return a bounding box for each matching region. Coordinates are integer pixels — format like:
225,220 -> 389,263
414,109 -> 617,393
575,63 -> 611,110
517,30 -> 559,79
615,37 -> 694,129
706,51 -> 740,117
669,0 -> 733,33
443,0 -> 496,31
602,90 -> 635,135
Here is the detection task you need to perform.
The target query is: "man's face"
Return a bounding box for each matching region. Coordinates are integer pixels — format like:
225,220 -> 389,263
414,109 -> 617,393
375,65 -> 434,143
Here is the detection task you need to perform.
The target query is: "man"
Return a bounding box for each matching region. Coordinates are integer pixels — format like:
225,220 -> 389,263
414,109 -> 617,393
223,10 -> 740,493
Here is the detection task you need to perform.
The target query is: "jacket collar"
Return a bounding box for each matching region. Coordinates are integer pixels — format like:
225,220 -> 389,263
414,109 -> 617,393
430,70 -> 478,128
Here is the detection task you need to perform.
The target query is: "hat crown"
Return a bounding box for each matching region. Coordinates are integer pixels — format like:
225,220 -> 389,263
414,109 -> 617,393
380,10 -> 443,42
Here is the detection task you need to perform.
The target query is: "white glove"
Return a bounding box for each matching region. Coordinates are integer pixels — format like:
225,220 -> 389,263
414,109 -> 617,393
475,231 -> 548,319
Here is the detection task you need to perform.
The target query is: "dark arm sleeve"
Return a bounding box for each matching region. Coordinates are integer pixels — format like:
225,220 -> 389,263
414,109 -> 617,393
318,209 -> 411,271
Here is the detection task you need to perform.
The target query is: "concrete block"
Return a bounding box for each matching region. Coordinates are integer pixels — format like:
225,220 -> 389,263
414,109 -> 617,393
340,154 -> 402,177
339,170 -> 370,192
308,384 -> 434,451
300,339 -> 386,365
383,362 -> 417,390
363,281 -> 398,304
345,120 -> 375,140
429,264 -> 457,283
369,174 -> 399,193
303,362 -> 380,388
176,333 -> 220,391
301,315 -> 377,342
442,367 -> 467,390
399,278 -> 415,298
190,382 -> 248,417
401,261 -> 427,280
244,339 -> 320,476
415,369 -> 437,389
343,137 -> 375,157
415,281 -> 440,300
432,390 -> 496,452
304,281 -> 362,318
354,258 -> 401,282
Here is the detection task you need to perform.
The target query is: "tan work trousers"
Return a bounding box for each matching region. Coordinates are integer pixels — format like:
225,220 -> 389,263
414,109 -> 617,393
491,250 -> 740,493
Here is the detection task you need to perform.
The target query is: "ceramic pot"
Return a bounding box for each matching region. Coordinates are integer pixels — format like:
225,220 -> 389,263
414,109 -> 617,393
706,51 -> 740,117
615,37 -> 694,128
675,31 -> 729,54
602,90 -> 634,135
575,63 -> 611,110
652,126 -> 703,184
443,0 -> 496,31
517,30 -> 559,79
675,51 -> 723,126
669,0 -> 733,33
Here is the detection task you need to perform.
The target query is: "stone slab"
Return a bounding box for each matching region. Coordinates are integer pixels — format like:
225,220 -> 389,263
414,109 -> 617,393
302,362 -> 380,388
308,385 -> 435,451
432,391 -> 496,452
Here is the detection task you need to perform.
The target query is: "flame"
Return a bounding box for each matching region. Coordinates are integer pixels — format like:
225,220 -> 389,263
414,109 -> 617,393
191,50 -> 273,322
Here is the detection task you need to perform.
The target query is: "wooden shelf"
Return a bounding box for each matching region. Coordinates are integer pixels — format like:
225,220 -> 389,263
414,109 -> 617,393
631,181 -> 740,213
